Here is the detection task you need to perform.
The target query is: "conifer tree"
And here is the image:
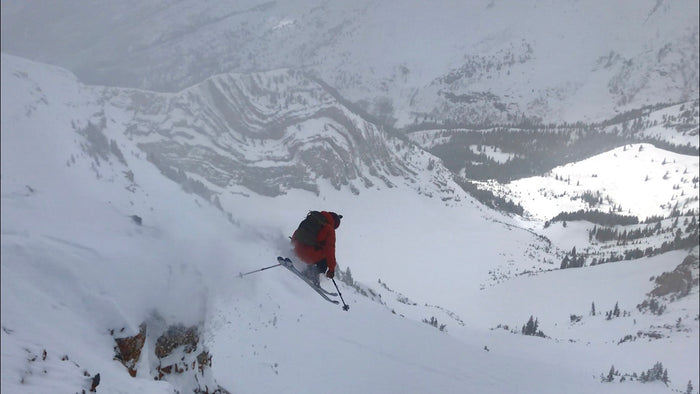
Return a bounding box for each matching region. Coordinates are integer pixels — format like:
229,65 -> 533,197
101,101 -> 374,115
342,267 -> 354,286
606,365 -> 616,382
560,256 -> 570,269
522,315 -> 536,335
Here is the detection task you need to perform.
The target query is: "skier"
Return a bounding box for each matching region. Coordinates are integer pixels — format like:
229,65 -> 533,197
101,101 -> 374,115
291,211 -> 342,285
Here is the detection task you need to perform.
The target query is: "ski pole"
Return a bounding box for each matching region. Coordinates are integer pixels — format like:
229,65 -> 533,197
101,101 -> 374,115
239,263 -> 282,278
331,278 -> 350,311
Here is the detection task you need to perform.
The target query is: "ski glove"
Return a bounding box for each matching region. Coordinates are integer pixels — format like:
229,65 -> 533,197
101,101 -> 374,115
326,270 -> 335,279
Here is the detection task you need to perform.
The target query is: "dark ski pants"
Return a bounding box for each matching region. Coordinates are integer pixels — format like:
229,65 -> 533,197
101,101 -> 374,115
304,259 -> 327,284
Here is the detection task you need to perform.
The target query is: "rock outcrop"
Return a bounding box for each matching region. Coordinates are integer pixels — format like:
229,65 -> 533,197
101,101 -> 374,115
113,323 -> 146,377
112,320 -> 228,393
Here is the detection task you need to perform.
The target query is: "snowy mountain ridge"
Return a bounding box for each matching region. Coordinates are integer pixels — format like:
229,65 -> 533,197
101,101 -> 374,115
2,0 -> 697,127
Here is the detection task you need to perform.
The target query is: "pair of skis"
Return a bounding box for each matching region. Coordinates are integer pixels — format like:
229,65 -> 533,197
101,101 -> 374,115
240,256 -> 349,310
276,256 -> 340,305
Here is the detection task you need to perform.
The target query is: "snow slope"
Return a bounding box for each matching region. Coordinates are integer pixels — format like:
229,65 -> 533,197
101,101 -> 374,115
481,144 -> 699,221
2,54 -> 698,394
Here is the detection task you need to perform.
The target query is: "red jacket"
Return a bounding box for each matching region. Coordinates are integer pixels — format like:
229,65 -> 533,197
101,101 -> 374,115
292,211 -> 337,273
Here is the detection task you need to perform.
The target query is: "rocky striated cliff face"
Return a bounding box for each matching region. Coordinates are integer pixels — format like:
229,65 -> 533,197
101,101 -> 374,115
3,52 -> 466,210
101,68 -> 463,200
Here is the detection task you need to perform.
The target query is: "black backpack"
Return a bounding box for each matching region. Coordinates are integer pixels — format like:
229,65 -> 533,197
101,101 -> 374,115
293,211 -> 328,247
